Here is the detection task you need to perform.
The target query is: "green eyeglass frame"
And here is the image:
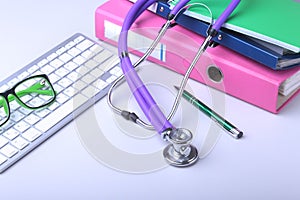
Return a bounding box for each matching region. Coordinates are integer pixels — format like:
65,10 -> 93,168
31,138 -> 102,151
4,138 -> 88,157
0,74 -> 56,127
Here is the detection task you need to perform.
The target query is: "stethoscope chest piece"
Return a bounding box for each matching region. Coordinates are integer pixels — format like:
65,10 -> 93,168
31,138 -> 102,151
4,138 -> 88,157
163,128 -> 199,167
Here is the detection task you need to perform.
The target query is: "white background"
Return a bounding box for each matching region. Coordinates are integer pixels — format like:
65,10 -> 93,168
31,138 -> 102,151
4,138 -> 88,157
0,0 -> 300,199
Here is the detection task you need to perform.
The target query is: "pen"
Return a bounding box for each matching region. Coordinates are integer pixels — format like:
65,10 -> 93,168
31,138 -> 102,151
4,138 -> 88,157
174,86 -> 243,139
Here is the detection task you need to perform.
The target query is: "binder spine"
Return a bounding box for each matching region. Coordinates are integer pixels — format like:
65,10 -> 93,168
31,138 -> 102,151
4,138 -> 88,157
155,2 -> 280,70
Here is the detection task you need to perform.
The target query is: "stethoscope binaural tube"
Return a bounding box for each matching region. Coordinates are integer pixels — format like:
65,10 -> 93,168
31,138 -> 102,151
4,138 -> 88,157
117,0 -> 201,167
118,0 -> 190,133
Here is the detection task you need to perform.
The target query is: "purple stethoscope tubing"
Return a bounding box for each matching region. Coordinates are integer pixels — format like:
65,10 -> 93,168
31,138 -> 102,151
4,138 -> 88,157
117,0 -> 241,134
212,0 -> 241,31
118,0 -> 191,133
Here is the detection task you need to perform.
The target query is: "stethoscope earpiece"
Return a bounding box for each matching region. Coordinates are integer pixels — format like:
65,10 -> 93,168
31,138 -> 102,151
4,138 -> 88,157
162,128 -> 199,167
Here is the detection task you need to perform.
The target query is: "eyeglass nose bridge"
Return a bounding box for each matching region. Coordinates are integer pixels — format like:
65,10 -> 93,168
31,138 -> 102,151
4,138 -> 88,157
1,88 -> 27,109
1,87 -> 16,98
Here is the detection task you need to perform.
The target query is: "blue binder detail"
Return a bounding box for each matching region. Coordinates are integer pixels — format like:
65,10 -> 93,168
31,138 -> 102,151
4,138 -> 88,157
155,1 -> 300,70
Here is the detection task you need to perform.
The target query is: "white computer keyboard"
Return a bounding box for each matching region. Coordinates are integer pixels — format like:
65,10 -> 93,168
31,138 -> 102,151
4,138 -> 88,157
0,33 -> 122,173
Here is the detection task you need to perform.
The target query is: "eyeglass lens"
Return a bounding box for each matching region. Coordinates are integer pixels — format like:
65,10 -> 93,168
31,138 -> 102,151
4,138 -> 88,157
14,76 -> 55,108
0,76 -> 55,126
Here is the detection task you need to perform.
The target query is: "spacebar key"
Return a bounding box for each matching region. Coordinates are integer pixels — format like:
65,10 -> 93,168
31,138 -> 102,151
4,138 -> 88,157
35,94 -> 88,133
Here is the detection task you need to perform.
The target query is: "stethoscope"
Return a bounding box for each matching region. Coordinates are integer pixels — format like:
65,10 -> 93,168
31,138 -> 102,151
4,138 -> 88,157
108,0 -> 241,167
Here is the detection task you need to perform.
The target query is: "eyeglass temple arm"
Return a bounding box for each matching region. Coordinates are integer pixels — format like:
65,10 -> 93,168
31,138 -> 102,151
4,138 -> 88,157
15,82 -> 55,97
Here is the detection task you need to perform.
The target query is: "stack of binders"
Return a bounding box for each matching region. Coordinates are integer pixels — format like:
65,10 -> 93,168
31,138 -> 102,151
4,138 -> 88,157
94,0 -> 300,113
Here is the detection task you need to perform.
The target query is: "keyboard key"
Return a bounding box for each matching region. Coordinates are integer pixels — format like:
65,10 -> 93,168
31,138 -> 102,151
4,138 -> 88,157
76,65 -> 89,76
32,70 -> 43,76
68,47 -> 81,57
48,101 -> 60,111
64,61 -> 78,71
10,111 -> 25,123
0,84 -> 9,93
67,71 -> 80,81
0,154 -> 7,165
8,78 -> 19,87
90,68 -> 104,77
74,35 -> 84,43
41,64 -> 55,74
10,101 -> 21,111
3,128 -> 19,140
24,114 -> 40,125
56,93 -> 69,104
98,72 -> 111,82
0,108 -> 6,117
81,49 -> 95,59
37,59 -> 48,67
47,53 -> 58,61
82,85 -> 99,98
110,66 -> 122,76
56,47 -> 66,55
93,79 -> 108,91
59,53 -> 73,63
27,65 -> 39,74
18,94 -> 32,102
76,39 -> 93,51
22,128 -> 42,142
35,94 -> 88,133
50,59 -> 64,69
58,77 -> 73,88
85,59 -> 98,69
73,55 -> 86,65
94,50 -> 112,64
99,55 -> 119,72
106,75 -> 118,84
82,74 -> 96,84
90,44 -> 103,54
49,73 -> 60,83
11,136 -> 29,150
65,41 -> 76,49
63,86 -> 76,97
2,121 -> 15,130
28,97 -> 45,107
18,71 -> 30,80
14,121 -> 30,133
55,67 -> 69,77
114,69 -> 123,77
0,136 -> 9,148
35,109 -> 50,118
0,144 -> 18,158
73,80 -> 87,91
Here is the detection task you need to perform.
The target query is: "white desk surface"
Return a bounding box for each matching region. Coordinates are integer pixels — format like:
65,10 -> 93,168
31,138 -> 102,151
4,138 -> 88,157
1,1 -> 300,199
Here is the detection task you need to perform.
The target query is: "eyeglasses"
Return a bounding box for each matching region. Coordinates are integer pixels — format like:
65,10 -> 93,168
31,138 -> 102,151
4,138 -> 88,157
0,74 -> 56,127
